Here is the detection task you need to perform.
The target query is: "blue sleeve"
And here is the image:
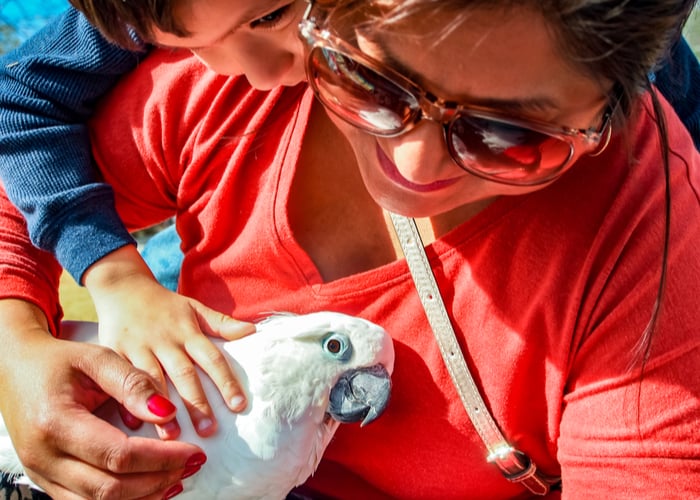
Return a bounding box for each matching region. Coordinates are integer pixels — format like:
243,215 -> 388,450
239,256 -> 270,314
0,7 -> 151,282
653,36 -> 700,149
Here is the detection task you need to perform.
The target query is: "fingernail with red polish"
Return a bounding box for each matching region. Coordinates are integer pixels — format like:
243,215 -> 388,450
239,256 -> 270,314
119,408 -> 143,430
147,394 -> 177,417
186,453 -> 207,468
163,483 -> 183,499
181,465 -> 201,479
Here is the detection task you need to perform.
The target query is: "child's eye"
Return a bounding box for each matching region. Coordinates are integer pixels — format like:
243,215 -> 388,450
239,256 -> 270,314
250,4 -> 293,29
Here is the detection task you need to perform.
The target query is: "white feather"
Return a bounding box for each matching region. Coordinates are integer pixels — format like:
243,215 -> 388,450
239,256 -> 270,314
0,311 -> 394,499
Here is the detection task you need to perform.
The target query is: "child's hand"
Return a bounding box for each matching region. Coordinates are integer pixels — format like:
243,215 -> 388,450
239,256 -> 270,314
83,245 -> 255,438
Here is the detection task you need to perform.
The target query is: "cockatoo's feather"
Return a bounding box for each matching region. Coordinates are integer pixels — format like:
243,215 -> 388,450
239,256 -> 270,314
0,312 -> 394,499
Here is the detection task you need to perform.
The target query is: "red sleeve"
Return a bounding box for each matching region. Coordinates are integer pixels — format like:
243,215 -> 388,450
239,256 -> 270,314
0,181 -> 63,335
557,93 -> 700,497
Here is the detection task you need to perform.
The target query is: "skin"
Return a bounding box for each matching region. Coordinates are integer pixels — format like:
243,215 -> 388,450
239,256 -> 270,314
153,0 -> 308,85
0,299 -> 204,500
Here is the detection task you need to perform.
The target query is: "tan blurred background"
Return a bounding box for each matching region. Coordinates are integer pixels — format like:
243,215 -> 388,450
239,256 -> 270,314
59,272 -> 97,321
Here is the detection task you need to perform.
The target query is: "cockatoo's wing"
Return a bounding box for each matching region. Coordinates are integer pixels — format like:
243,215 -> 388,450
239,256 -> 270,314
0,312 -> 394,500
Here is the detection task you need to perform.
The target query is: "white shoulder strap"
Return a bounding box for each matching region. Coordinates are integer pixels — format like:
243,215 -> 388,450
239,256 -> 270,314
389,213 -> 560,496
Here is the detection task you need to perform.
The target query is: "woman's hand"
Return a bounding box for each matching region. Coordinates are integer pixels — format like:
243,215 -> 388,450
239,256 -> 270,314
84,245 -> 256,438
0,299 -> 204,499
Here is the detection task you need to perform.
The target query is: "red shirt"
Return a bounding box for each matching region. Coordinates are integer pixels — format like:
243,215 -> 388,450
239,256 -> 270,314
3,49 -> 700,498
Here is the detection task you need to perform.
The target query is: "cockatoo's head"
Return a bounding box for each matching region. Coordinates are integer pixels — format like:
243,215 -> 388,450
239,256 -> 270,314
252,312 -> 394,426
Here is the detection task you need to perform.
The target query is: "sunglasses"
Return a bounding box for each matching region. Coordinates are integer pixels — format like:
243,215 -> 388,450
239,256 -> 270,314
298,1 -> 616,186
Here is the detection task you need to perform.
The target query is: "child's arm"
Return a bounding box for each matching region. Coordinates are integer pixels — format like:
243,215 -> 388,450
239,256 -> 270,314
83,245 -> 255,438
0,7 -> 147,283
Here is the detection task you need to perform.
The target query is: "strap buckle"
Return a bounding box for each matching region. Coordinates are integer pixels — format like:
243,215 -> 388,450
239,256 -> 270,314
488,447 -> 561,496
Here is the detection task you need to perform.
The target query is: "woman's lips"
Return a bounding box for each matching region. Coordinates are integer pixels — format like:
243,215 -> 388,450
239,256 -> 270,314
376,144 -> 460,193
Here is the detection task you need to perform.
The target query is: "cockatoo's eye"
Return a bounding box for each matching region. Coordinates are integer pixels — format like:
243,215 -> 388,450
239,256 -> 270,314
322,332 -> 352,362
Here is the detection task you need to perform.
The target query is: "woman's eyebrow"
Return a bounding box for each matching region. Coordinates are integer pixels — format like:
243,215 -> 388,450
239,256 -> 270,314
377,46 -> 559,112
469,96 -> 559,114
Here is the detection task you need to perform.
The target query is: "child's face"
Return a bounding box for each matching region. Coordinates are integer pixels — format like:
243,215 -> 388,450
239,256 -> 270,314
318,4 -> 613,219
151,0 -> 308,89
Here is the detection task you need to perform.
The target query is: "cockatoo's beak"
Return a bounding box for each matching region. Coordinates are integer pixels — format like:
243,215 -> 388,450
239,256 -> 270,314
328,365 -> 392,427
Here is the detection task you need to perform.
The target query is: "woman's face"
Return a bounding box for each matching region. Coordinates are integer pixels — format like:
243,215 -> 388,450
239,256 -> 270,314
151,0 -> 308,89
328,5 -> 612,218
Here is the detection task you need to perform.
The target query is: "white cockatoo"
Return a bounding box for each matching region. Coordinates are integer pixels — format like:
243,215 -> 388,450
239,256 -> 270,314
0,311 -> 395,499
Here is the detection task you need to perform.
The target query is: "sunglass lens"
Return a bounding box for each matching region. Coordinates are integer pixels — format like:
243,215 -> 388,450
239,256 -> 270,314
448,116 -> 573,183
309,47 -> 417,135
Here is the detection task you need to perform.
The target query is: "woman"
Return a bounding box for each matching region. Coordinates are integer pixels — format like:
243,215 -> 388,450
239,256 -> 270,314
2,0 -> 699,498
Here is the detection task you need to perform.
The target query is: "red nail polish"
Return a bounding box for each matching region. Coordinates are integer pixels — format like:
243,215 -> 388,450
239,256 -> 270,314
181,465 -> 201,479
185,452 -> 207,468
117,404 -> 144,430
163,483 -> 183,499
147,394 -> 176,417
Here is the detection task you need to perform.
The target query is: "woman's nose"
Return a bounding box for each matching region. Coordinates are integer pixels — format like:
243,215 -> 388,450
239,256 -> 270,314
390,122 -> 458,183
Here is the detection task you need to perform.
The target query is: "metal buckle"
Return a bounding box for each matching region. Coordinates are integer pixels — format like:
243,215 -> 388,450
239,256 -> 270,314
489,447 -> 561,496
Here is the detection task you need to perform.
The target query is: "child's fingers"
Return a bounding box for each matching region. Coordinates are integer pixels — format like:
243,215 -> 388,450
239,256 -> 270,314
117,405 -> 143,430
126,349 -> 182,440
186,335 -> 248,413
127,348 -> 169,395
155,346 -> 219,438
190,301 -> 256,341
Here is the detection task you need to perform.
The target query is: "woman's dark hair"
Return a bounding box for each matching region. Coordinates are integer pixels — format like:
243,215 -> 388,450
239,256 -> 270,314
339,0 -> 696,125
